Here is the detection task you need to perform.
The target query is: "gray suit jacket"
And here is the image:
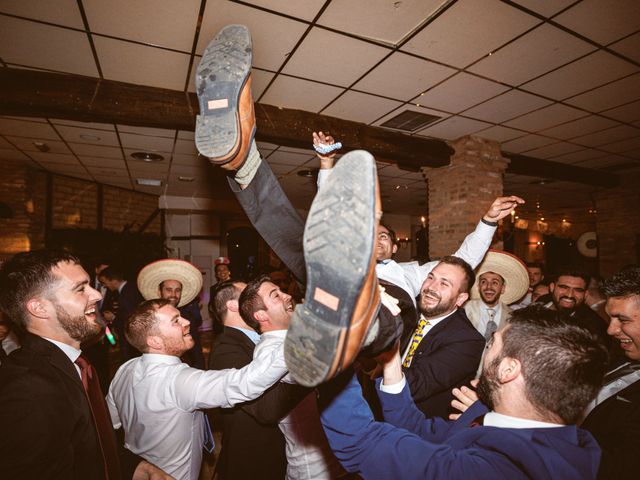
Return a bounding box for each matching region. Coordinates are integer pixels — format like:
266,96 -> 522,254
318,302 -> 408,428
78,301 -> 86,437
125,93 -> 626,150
464,299 -> 511,336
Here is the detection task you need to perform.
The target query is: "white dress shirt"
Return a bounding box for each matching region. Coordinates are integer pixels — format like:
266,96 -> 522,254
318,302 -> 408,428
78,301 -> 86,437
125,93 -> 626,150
478,302 -> 503,336
106,345 -> 288,480
42,336 -> 82,378
254,330 -> 344,480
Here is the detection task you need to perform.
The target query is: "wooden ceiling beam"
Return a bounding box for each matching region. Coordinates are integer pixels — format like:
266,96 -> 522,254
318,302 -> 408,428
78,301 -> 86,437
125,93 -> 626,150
0,68 -> 619,187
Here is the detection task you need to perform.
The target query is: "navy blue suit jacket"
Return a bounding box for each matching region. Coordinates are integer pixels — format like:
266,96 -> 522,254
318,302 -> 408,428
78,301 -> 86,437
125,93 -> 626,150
320,374 -> 601,480
404,308 -> 485,418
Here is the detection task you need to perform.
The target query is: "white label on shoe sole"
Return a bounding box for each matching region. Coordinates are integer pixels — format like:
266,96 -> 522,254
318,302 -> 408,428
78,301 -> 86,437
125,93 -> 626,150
314,287 -> 339,311
208,99 -> 229,110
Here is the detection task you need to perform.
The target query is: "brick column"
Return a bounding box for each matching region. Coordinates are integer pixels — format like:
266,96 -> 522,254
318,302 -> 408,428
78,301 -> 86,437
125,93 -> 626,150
595,171 -> 640,277
422,135 -> 509,260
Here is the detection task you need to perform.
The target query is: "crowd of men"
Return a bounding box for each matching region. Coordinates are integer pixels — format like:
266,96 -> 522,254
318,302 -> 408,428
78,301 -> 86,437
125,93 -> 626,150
1,23 -> 639,480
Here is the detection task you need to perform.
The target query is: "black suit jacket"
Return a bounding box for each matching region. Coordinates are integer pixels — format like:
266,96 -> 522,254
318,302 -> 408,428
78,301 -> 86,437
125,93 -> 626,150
582,376 -> 640,480
403,308 -> 485,419
209,327 -> 288,480
0,333 -> 140,479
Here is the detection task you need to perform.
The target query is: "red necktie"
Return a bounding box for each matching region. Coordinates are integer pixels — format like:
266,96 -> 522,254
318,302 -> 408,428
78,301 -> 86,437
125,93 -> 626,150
75,355 -> 122,480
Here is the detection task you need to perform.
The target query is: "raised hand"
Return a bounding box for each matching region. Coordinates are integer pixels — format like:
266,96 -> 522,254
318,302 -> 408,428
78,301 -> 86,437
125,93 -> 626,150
483,195 -> 525,223
313,131 -> 339,169
448,379 -> 479,420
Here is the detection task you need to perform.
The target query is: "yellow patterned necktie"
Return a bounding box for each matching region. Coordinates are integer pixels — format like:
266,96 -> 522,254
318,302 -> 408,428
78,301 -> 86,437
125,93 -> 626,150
403,317 -> 431,367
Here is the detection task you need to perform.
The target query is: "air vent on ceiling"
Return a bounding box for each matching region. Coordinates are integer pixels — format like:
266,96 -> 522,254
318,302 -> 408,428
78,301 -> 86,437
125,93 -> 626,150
380,110 -> 441,132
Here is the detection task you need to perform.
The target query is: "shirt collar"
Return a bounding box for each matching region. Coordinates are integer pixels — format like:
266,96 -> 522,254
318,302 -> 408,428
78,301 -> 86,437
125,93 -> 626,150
422,308 -> 457,327
261,329 -> 287,339
118,280 -> 127,294
141,353 -> 183,364
377,258 -> 393,265
42,336 -> 82,364
484,411 -> 562,429
229,326 -> 261,345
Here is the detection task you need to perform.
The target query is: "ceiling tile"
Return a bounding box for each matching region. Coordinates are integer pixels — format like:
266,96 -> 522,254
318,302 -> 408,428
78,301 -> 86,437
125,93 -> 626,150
609,32 -> 640,63
260,75 -> 344,112
55,125 -> 120,146
553,0 -> 640,45
521,50 -> 638,100
242,0 -> 326,22
119,134 -> 174,152
540,115 -> 620,139
87,167 -> 128,177
354,52 -> 456,101
197,1 -> 308,71
171,153 -> 200,166
177,131 -> 195,141
502,134 -> 556,153
601,100 -> 640,123
503,103 -> 588,131
265,150 -> 313,166
0,0 -> 85,29
250,69 -> 275,100
571,125 -> 640,147
416,116 -> 492,140
402,0 -> 539,68
51,119 -> 115,131
318,0 -> 442,44
83,0 -> 200,51
173,139 -> 198,155
463,89 -> 552,123
373,104 -> 450,132
117,125 -> 176,138
267,163 -> 297,175
510,0 -> 576,18
0,137 -> 15,149
468,23 -> 595,85
29,152 -> 80,164
0,148 -> 34,163
474,125 -> 527,142
283,27 -> 389,87
566,73 -> 640,112
79,156 -> 126,168
322,91 -> 401,124
0,118 -> 61,140
93,36 -> 191,90
124,155 -> 170,172
599,137 -> 640,154
4,136 -> 71,154
417,72 -> 509,113
1,116 -> 48,124
551,149 -> 606,164
523,142 -> 584,159
69,143 -> 123,159
0,17 -> 98,76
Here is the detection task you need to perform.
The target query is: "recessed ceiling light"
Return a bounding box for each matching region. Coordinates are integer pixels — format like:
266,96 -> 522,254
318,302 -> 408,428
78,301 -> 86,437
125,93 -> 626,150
33,142 -> 50,152
297,169 -> 318,178
79,134 -> 101,141
131,151 -> 164,162
136,178 -> 162,186
178,176 -> 195,182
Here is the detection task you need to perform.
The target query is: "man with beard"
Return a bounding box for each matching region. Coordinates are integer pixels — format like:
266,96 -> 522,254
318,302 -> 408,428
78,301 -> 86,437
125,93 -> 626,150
0,250 -> 169,479
581,266 -> 640,480
106,297 -> 291,480
400,255 -> 485,418
319,305 -> 609,479
545,268 -> 610,347
464,250 -> 529,342
137,259 -> 206,368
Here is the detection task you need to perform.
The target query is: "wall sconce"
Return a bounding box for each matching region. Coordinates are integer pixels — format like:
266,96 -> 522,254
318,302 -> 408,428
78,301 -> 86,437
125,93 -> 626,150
527,240 -> 546,250
396,237 -> 411,249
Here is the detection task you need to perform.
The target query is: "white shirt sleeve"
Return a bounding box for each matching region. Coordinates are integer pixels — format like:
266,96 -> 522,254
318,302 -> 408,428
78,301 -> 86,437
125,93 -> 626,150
379,375 -> 407,394
172,340 -> 288,410
450,221 -> 495,269
317,168 -> 332,189
106,390 -> 122,429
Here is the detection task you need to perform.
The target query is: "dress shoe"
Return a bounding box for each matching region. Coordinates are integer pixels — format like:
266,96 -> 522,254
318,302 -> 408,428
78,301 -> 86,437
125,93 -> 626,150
195,24 -> 256,171
285,150 -> 382,387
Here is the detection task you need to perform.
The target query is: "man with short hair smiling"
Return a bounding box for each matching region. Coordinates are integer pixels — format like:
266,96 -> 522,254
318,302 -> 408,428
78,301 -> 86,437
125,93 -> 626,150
106,297 -> 290,480
581,266 -> 640,480
401,255 -> 485,418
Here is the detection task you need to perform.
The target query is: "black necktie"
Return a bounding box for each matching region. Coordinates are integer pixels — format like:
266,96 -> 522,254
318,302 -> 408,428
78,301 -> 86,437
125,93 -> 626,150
75,355 -> 121,480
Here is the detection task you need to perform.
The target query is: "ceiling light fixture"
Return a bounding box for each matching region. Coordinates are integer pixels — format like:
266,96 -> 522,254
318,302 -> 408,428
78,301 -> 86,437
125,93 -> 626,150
131,151 -> 164,162
33,141 -> 50,152
79,134 -> 101,141
178,176 -> 195,182
297,168 -> 318,178
136,178 -> 162,186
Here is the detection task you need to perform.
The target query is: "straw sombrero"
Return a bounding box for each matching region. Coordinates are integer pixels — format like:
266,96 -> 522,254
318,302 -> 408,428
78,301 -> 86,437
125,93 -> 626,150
470,250 -> 529,305
137,259 -> 203,307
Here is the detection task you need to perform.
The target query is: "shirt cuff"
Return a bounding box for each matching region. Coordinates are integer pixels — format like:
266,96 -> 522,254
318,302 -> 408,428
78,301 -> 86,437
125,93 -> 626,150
379,374 -> 406,394
317,168 -> 332,188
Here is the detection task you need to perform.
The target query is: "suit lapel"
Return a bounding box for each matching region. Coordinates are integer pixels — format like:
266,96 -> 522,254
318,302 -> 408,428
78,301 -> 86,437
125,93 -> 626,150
22,333 -> 85,392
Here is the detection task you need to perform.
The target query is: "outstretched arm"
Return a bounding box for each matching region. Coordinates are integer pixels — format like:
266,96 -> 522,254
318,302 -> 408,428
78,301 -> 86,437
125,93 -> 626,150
314,131 -> 340,188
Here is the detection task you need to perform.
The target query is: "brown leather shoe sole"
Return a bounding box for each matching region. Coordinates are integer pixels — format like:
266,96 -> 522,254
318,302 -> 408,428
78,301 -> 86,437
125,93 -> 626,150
195,24 -> 254,169
285,150 -> 382,387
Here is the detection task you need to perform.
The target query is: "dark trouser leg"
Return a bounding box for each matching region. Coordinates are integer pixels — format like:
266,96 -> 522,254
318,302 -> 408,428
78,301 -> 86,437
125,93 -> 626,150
226,160 -> 306,284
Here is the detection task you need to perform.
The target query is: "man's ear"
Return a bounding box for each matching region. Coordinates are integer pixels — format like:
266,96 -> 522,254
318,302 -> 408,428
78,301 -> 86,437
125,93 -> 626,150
26,297 -> 50,319
157,288 -> 162,298
253,310 -> 269,326
455,292 -> 469,307
226,299 -> 239,313
392,244 -> 398,255
549,282 -> 556,293
500,283 -> 506,294
498,357 -> 521,384
146,335 -> 163,351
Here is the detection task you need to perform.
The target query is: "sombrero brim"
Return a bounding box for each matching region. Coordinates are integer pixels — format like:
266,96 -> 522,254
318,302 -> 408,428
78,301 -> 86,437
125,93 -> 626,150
137,259 -> 203,308
470,250 -> 529,305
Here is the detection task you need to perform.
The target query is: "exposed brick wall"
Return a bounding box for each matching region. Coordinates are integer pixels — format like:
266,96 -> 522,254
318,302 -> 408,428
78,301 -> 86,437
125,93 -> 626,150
423,135 -> 509,260
0,160 -> 160,257
596,171 -> 640,277
52,176 -> 98,229
0,159 -> 47,255
103,185 -> 160,234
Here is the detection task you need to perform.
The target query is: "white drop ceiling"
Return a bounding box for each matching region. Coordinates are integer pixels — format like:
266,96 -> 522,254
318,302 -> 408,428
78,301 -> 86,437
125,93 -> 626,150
0,0 -> 639,221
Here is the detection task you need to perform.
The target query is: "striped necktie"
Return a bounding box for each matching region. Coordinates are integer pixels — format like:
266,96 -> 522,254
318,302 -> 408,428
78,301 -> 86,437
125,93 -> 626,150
403,317 -> 431,367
